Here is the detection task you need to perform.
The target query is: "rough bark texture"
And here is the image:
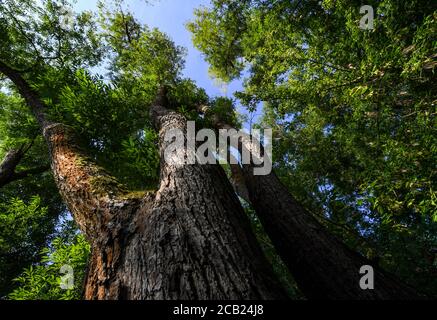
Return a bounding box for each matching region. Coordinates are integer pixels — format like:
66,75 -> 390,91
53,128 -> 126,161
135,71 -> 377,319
96,99 -> 285,299
3,57 -> 420,300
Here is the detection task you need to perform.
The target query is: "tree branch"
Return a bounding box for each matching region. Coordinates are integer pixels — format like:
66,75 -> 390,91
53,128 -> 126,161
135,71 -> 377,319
0,60 -> 50,128
0,148 -> 25,188
10,165 -> 50,181
0,141 -> 49,188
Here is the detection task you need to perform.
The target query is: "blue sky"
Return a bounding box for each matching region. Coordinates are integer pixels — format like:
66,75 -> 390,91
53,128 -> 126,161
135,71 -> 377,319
74,0 -> 256,126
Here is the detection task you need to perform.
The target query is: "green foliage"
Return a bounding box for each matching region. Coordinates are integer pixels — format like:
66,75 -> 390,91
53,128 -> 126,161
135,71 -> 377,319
120,128 -> 160,185
0,197 -> 52,297
0,0 -> 102,71
187,1 -> 248,82
51,69 -> 147,150
0,92 -> 39,150
8,234 -> 90,300
99,6 -> 186,89
169,79 -> 208,119
0,197 -> 48,251
209,96 -> 242,129
1,0 -> 433,299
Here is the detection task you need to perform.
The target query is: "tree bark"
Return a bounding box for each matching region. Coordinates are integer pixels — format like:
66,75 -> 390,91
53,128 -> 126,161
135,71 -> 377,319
232,128 -> 422,299
4,57 -> 421,299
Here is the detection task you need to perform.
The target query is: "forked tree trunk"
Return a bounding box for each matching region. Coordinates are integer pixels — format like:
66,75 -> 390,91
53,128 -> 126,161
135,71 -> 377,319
78,103 -> 287,299
41,99 -> 291,299
0,61 -> 287,299
2,59 -> 422,300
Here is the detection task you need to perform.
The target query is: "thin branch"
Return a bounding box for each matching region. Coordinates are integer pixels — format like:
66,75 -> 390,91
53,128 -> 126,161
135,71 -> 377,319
11,165 -> 50,181
0,60 -> 50,128
4,8 -> 43,60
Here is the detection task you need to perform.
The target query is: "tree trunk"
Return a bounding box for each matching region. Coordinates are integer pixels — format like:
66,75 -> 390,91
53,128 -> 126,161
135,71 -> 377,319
242,166 -> 422,299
